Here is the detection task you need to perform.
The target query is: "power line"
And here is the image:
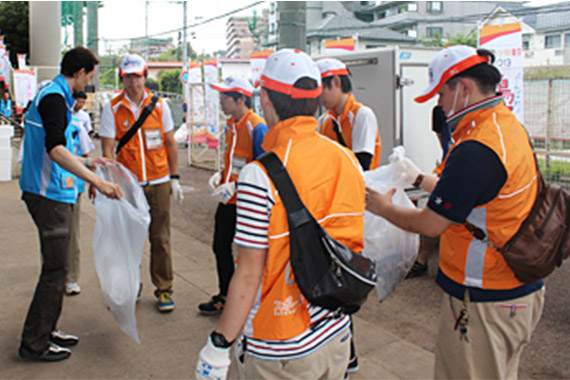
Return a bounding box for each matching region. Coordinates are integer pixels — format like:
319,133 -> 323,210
101,0 -> 266,43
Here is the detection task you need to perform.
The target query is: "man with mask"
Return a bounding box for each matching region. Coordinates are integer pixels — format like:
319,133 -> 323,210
366,45 -> 545,379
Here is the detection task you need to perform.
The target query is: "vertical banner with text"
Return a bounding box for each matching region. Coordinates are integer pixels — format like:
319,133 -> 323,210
13,70 -> 37,113
204,58 -> 220,149
478,22 -> 524,123
189,61 -> 206,144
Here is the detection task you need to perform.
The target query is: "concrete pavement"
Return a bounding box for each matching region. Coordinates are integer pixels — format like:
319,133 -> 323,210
0,177 -> 434,379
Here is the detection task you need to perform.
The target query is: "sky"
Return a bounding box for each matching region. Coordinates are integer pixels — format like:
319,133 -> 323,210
97,0 -> 268,56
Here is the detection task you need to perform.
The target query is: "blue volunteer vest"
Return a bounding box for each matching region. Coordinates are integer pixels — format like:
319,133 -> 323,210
20,74 -> 81,204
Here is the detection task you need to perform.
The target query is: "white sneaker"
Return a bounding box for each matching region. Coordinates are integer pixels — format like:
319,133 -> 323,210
65,282 -> 81,295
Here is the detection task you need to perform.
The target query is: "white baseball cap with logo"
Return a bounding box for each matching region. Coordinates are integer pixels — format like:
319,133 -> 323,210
415,45 -> 490,103
210,76 -> 254,97
316,57 -> 350,78
119,54 -> 147,77
258,49 -> 322,99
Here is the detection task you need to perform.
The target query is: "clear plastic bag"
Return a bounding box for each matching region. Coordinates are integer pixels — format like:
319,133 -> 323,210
93,162 -> 150,343
363,146 -> 420,301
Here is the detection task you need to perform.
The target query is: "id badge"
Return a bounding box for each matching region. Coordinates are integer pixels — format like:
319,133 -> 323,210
144,129 -> 163,150
61,176 -> 75,189
231,156 -> 247,176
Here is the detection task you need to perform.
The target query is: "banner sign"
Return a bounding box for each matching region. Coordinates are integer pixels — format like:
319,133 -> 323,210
204,58 -> 220,149
325,37 -> 357,53
13,69 -> 37,113
250,50 -> 273,84
478,22 -> 524,123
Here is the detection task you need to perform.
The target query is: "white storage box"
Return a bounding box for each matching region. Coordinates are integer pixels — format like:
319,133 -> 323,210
0,125 -> 14,138
0,160 -> 11,181
0,147 -> 11,161
0,136 -> 11,148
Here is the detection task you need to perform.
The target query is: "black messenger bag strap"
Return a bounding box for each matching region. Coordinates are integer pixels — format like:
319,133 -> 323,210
257,152 -> 311,229
115,95 -> 159,155
331,118 -> 348,148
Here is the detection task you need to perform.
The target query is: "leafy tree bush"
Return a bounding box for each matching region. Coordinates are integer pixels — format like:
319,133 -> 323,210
158,69 -> 182,94
0,1 -> 29,66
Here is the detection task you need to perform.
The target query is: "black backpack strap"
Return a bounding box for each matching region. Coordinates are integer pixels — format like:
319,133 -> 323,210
331,118 -> 348,147
116,95 -> 160,155
257,152 -> 311,228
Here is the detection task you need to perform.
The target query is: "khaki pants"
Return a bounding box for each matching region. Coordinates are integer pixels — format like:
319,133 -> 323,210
243,329 -> 351,380
66,193 -> 81,283
143,181 -> 173,293
434,287 -> 545,379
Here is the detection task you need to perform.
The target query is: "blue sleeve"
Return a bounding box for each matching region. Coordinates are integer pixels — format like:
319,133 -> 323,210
252,123 -> 268,160
427,141 -> 507,224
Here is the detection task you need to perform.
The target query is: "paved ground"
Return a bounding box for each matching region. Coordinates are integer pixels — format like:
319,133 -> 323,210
1,145 -> 568,379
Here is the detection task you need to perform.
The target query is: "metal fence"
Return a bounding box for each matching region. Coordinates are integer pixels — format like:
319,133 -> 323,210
524,72 -> 570,190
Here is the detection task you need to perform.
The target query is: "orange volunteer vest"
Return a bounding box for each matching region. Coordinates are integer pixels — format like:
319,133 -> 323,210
434,100 -> 538,290
247,116 -> 365,340
221,109 -> 266,204
320,93 -> 382,169
111,89 -> 169,182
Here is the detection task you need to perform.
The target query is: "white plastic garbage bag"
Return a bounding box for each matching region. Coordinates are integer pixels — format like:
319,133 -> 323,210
93,162 -> 150,343
363,146 -> 420,301
174,123 -> 189,144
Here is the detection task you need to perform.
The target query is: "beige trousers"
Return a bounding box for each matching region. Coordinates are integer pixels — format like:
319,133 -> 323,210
243,328 -> 351,380
434,287 -> 545,379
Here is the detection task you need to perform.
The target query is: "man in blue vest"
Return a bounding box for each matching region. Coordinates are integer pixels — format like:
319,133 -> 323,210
19,47 -> 122,362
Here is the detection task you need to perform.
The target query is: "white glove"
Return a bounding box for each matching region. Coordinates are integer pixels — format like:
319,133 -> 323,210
196,336 -> 231,380
208,172 -> 221,192
211,182 -> 236,204
171,178 -> 184,204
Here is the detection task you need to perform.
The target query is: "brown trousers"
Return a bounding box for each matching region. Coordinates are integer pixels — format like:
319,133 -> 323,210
142,181 -> 173,293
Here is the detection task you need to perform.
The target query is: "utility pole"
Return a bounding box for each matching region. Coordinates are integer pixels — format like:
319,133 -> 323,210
87,1 -> 99,92
183,1 -> 189,105
145,1 -> 149,61
277,1 -> 306,51
73,2 -> 84,46
29,1 -> 61,82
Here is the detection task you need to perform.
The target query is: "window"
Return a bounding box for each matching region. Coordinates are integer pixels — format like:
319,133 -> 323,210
545,34 -> 561,49
426,27 -> 443,37
427,1 -> 443,13
407,3 -> 418,12
565,33 -> 570,48
522,36 -> 530,51
522,40 -> 529,51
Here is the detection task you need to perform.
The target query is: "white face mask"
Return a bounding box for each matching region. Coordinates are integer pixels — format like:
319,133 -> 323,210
447,87 -> 460,117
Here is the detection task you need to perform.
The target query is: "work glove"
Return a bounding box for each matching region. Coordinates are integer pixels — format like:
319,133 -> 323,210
389,151 -> 422,186
211,182 -> 236,204
171,178 -> 184,204
208,172 -> 221,192
196,336 -> 231,380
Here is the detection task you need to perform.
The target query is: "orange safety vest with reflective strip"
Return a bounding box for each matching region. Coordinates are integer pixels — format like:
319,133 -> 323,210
319,93 -> 382,169
111,89 -> 168,182
434,101 -> 538,290
247,116 -> 365,341
221,109 -> 266,204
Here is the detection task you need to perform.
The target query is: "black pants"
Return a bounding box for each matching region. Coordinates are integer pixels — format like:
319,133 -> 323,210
21,192 -> 71,353
212,203 -> 237,297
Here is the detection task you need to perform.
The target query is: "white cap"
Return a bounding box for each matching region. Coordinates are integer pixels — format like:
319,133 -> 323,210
258,49 -> 321,99
119,54 -> 147,77
316,58 -> 349,78
210,76 -> 253,97
415,45 -> 490,103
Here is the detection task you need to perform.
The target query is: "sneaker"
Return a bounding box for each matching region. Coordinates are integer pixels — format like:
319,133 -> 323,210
50,330 -> 79,347
19,342 -> 71,362
198,295 -> 225,316
157,292 -> 174,313
406,261 -> 428,279
65,282 -> 81,296
347,356 -> 359,373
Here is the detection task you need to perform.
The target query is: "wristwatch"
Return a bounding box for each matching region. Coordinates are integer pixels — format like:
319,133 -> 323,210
170,174 -> 180,180
210,331 -> 233,348
413,173 -> 424,188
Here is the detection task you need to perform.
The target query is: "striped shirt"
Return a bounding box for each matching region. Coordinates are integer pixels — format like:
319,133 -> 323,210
234,162 -> 351,360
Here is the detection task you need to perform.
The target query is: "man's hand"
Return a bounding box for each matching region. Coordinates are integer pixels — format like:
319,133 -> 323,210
171,178 -> 184,204
89,156 -> 114,170
195,336 -> 230,380
212,182 -> 235,204
208,172 -> 221,192
365,187 -> 396,217
95,179 -> 123,200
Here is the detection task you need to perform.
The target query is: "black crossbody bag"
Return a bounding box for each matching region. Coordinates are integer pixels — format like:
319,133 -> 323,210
115,95 -> 159,155
257,152 -> 377,314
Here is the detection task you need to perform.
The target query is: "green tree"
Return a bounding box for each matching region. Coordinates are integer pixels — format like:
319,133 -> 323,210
422,32 -> 477,48
158,69 -> 182,93
0,1 -> 29,67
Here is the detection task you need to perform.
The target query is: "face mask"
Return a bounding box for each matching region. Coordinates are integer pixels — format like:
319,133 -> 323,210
447,87 -> 460,117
